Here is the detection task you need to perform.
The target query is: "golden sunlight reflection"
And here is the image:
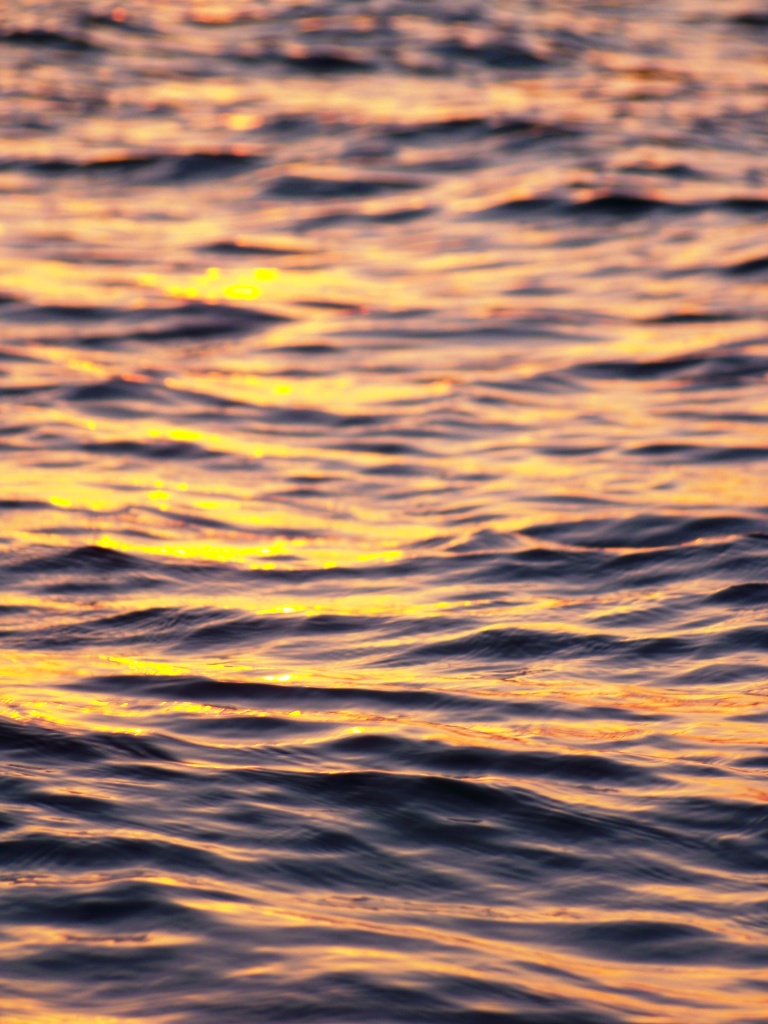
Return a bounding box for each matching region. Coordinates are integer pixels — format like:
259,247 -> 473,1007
3,641 -> 766,790
2,5 -> 768,1022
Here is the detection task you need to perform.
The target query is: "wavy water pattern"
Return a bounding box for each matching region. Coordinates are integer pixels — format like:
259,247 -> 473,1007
1,2 -> 767,1022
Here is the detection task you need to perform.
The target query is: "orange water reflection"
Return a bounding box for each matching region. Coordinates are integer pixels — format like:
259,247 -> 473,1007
2,4 -> 768,1021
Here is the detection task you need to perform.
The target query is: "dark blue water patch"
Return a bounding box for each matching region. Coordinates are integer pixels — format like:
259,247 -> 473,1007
573,354 -> 696,382
109,762 -> 633,903
12,942 -> 183,992
723,253 -> 768,275
733,753 -> 768,770
87,607 -> 285,650
0,349 -> 41,371
468,546 -> 611,586
0,830 -> 232,877
391,977 -> 621,1024
261,403 -> 378,429
0,385 -> 60,405
602,539 -> 768,592
62,376 -> 184,414
267,483 -> 339,501
0,716 -> 172,764
187,764 -> 744,895
23,151 -> 264,183
66,301 -> 287,348
361,461 -> 425,477
702,625 -> 768,656
717,198 -> 768,214
178,714 -> 327,740
621,160 -> 701,180
201,239 -> 316,256
0,302 -> 117,324
0,543 -> 273,596
18,155 -> 160,176
0,717 -> 100,764
431,38 -> 548,69
0,603 -> 31,619
552,918 -> 765,965
447,528 -> 523,553
175,610 -> 384,652
295,769 -> 614,843
668,662 -> 768,686
151,508 -> 256,534
7,913 -> 279,1018
590,596 -> 698,629
19,786 -> 118,821
80,438 -> 227,461
394,115 -> 574,146
344,439 -> 429,457
636,803 -> 768,875
1,29 -> 97,50
390,116 -> 488,141
259,113 -> 323,137
475,193 -> 697,221
4,544 -> 147,577
573,353 -> 751,382
279,48 -> 375,73
145,975 -> 627,1024
644,310 -> 738,326
269,343 -> 340,357
495,124 -> 583,150
140,151 -> 263,184
731,10 -> 768,26
382,625 -> 621,666
264,173 -> 423,199
0,297 -> 242,349
627,443 -> 768,463
654,795 -> 768,838
705,582 -> 768,605
300,613 -> 388,635
0,498 -> 50,510
620,634 -> 701,662
496,369 -> 588,394
322,733 -> 663,786
537,444 -> 610,457
568,193 -> 675,218
297,205 -> 436,229
169,616 -> 290,651
66,378 -> 260,417
252,788 -> 597,891
254,840 -> 466,899
4,879 -> 205,931
522,514 -> 767,550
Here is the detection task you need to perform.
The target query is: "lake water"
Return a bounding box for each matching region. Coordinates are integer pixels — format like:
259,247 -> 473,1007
1,2 -> 767,1022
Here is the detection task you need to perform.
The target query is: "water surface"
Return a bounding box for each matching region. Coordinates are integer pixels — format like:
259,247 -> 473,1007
1,2 -> 768,1022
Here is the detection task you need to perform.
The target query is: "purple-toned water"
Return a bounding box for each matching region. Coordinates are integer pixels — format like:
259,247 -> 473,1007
1,2 -> 767,1021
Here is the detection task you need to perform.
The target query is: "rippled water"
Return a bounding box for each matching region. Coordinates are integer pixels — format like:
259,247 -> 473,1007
1,2 -> 768,1022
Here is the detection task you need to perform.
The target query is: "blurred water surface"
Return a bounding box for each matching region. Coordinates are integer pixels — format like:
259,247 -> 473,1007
1,1 -> 768,1021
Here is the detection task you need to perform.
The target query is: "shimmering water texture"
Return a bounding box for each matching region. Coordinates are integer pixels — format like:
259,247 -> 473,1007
1,1 -> 768,1022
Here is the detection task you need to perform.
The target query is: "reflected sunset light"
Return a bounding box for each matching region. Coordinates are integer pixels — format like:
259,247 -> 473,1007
1,1 -> 768,1022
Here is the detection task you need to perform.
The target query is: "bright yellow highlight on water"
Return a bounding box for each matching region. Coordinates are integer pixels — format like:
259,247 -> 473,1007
140,266 -> 281,303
